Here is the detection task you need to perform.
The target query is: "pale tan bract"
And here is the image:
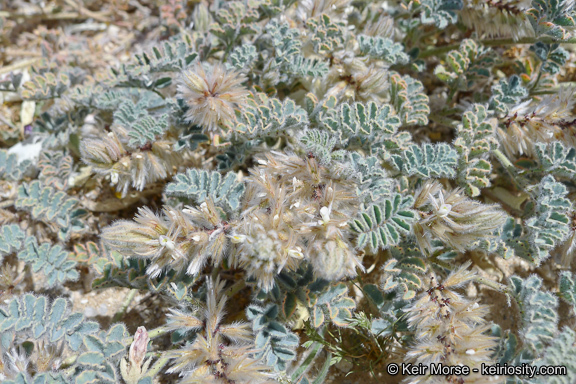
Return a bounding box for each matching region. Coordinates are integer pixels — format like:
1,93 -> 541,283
177,62 -> 249,134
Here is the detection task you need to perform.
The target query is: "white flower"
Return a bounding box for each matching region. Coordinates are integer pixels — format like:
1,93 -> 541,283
429,192 -> 452,218
318,206 -> 331,225
230,234 -> 247,244
110,171 -> 119,185
290,200 -> 301,209
159,235 -> 175,250
288,247 -> 304,259
292,177 -> 303,192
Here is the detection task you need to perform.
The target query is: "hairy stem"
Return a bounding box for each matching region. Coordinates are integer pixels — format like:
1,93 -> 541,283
225,279 -> 247,298
145,356 -> 170,378
112,289 -> 138,323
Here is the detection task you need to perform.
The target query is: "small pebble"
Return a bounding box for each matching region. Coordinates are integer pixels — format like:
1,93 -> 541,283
98,304 -> 108,316
84,307 -> 96,317
335,359 -> 353,373
80,299 -> 88,304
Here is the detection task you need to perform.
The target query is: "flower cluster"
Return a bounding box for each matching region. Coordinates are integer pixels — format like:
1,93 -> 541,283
413,181 -> 507,254
404,262 -> 500,384
164,277 -> 273,384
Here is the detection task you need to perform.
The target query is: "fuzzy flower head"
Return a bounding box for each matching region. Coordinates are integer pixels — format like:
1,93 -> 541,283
165,277 -> 272,383
177,62 -> 248,133
236,223 -> 300,292
414,181 -> 507,254
404,262 -> 499,383
498,86 -> 576,157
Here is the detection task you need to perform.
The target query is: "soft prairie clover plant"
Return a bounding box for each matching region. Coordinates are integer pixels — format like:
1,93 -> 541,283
2,0 -> 576,382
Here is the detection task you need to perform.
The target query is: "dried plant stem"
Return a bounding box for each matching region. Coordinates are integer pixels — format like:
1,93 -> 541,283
0,58 -> 41,76
420,36 -> 576,58
492,149 -> 531,192
112,288 -> 138,322
122,326 -> 168,348
429,113 -> 458,128
0,115 -> 17,130
4,49 -> 43,57
474,276 -> 513,296
225,279 -> 247,298
62,0 -> 112,23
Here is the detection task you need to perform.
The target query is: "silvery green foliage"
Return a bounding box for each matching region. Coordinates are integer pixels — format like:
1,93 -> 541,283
21,71 -> 71,100
288,54 -> 330,77
262,264 -> 325,321
303,93 -> 337,125
389,73 -> 430,126
490,217 -> 535,262
101,63 -> 173,90
265,20 -> 302,66
349,194 -> 416,253
363,284 -> 408,336
17,236 -> 79,287
227,44 -> 257,70
382,242 -> 427,300
286,340 -> 331,384
527,0 -> 576,39
246,304 -> 299,371
3,373 -> 69,384
358,35 -> 409,65
525,175 -> 572,263
308,283 -> 356,328
390,143 -> 458,178
0,150 -> 33,181
306,14 -> 345,54
7,0 -> 576,381
0,294 -> 99,352
38,151 -> 73,190
69,86 -> 123,110
265,19 -> 329,80
298,129 -> 345,165
531,327 -> 576,384
0,72 -> 23,92
319,101 -> 409,156
92,251 -> 194,294
419,0 -> 463,28
492,177 -> 573,264
491,324 -> 535,384
33,108 -> 90,150
234,92 -> 308,138
215,139 -> 261,170
454,104 -> 498,196
114,99 -> 168,147
30,114 -> 72,151
210,1 -> 259,47
534,141 -> 576,178
0,224 -> 25,261
167,98 -> 209,151
165,168 -> 245,211
510,275 -> 558,354
434,39 -> 496,90
345,152 -> 394,204
530,42 -> 569,74
131,39 -> 198,73
488,75 -> 528,115
73,324 -> 129,384
14,181 -> 87,241
559,271 -> 576,314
